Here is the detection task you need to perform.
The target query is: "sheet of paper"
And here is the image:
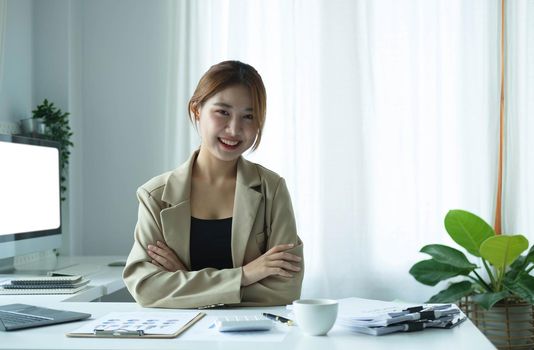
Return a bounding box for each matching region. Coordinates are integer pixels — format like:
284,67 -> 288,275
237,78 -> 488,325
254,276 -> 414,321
179,315 -> 290,342
69,312 -> 200,335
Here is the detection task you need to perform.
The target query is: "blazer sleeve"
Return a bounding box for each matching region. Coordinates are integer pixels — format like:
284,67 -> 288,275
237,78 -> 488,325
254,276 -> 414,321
122,187 -> 243,309
239,178 -> 304,306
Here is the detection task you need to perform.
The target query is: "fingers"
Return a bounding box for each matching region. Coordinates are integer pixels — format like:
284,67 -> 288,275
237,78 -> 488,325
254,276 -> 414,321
151,259 -> 165,270
147,247 -> 172,270
261,244 -> 302,277
268,251 -> 302,262
266,243 -> 296,255
147,241 -> 187,272
268,259 -> 301,272
149,241 -> 174,261
269,267 -> 293,278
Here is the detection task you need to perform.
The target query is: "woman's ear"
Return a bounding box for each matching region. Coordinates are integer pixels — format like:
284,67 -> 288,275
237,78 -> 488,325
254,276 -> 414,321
190,102 -> 200,120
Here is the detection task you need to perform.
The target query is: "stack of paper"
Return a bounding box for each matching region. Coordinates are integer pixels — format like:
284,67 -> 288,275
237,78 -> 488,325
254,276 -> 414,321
0,276 -> 90,295
337,302 -> 466,336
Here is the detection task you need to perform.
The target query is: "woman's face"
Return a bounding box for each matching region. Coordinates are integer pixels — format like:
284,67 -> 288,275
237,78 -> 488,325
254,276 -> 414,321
196,85 -> 258,162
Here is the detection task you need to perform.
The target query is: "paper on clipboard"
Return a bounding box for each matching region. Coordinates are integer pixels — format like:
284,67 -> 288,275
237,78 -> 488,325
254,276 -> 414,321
66,311 -> 205,338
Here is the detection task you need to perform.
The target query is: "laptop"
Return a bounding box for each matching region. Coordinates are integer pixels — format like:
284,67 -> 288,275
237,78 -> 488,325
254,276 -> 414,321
0,304 -> 91,331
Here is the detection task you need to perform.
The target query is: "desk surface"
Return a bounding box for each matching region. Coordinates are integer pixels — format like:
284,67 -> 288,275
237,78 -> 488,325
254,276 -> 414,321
0,301 -> 495,350
0,256 -> 495,350
0,256 -> 127,303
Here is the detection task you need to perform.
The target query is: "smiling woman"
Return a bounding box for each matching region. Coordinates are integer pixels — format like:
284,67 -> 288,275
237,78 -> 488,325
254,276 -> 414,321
122,61 -> 304,308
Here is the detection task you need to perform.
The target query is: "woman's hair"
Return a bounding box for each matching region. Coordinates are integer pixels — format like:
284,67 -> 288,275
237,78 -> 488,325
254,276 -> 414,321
188,60 -> 267,151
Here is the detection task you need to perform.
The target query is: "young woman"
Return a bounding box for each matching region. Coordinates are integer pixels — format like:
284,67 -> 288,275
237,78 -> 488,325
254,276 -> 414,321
123,61 -> 304,308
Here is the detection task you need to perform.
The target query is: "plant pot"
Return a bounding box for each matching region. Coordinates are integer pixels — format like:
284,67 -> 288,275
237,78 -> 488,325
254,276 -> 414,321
460,296 -> 534,349
20,118 -> 46,135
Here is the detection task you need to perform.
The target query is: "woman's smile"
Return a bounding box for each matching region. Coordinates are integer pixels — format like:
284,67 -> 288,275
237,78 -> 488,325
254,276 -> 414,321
218,137 -> 242,150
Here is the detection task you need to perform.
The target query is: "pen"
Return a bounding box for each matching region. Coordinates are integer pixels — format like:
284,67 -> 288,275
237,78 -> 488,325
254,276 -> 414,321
262,312 -> 294,326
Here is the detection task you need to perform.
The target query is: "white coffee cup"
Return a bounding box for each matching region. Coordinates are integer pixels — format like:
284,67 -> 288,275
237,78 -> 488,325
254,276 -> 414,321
293,299 -> 338,336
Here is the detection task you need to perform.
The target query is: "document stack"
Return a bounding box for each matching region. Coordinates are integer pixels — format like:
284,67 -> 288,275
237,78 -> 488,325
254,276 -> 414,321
337,303 -> 466,336
0,275 -> 90,295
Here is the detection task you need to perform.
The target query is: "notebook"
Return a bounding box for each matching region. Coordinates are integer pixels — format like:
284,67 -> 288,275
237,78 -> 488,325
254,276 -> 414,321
0,304 -> 91,331
0,276 -> 90,295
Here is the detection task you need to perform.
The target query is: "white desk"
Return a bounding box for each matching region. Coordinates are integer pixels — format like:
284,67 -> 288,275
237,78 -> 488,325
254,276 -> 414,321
0,256 -> 496,350
0,256 -> 128,303
0,301 -> 495,350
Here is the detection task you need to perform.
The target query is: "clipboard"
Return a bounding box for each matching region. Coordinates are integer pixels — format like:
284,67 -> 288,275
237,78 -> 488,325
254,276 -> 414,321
66,311 -> 206,339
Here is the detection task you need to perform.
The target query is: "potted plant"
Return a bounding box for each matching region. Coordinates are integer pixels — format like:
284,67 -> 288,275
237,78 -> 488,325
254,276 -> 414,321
32,99 -> 73,201
410,209 -> 534,348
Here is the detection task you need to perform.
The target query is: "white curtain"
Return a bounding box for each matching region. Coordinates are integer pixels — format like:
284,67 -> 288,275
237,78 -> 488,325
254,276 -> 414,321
505,1 -> 534,239
171,0 -> 534,302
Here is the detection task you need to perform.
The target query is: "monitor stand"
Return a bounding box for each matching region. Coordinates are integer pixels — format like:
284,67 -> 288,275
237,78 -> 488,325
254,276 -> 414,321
0,254 -> 73,276
0,257 -> 17,274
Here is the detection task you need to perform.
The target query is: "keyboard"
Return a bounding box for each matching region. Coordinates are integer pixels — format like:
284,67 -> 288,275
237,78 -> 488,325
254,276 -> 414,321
0,304 -> 91,331
0,310 -> 51,326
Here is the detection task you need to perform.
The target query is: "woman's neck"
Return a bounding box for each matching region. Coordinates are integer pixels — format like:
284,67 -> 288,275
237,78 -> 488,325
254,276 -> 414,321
194,147 -> 238,184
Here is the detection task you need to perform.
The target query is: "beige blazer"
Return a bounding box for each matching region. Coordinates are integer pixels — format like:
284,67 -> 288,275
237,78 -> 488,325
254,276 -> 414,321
123,151 -> 304,308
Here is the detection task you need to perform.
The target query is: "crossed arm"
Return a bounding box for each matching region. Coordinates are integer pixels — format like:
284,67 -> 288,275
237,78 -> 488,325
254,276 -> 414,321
147,240 -> 302,286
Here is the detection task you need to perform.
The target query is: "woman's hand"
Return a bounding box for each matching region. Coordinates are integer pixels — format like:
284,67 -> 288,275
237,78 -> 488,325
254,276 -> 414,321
241,243 -> 302,286
147,241 -> 187,272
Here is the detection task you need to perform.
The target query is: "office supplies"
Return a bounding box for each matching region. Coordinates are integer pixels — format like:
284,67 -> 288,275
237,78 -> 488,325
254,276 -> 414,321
66,311 -> 205,338
214,315 -> 273,332
262,313 -> 294,325
0,285 -> 90,295
0,304 -> 91,331
0,276 -> 90,295
337,302 -> 466,336
9,275 -> 82,284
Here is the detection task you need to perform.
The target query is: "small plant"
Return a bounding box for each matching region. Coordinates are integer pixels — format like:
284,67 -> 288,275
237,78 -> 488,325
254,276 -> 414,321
409,209 -> 534,309
32,99 -> 73,201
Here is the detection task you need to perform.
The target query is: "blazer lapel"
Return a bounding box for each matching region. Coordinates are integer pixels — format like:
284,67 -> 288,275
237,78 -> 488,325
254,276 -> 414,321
161,202 -> 192,269
160,151 -> 197,269
232,157 -> 262,267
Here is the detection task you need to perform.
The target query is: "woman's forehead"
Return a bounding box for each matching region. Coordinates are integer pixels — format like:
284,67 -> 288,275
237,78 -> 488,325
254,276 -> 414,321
207,85 -> 252,109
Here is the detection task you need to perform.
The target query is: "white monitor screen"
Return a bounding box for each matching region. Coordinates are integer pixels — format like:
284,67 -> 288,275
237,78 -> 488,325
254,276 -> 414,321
0,139 -> 61,236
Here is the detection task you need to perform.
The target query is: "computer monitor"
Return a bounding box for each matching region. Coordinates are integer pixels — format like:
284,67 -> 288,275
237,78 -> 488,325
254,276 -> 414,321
0,134 -> 62,267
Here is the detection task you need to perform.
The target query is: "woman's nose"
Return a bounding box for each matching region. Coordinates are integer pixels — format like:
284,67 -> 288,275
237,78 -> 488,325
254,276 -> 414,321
226,117 -> 241,135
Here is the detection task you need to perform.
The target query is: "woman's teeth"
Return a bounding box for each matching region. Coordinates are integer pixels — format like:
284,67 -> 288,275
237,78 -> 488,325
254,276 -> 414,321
219,138 -> 239,146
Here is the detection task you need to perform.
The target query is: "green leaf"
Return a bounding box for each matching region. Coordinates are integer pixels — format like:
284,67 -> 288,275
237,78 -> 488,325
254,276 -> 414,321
420,244 -> 477,270
427,281 -> 474,303
471,291 -> 509,310
524,245 -> 534,265
444,210 -> 495,257
506,255 -> 526,282
409,259 -> 471,286
480,235 -> 528,269
504,274 -> 534,304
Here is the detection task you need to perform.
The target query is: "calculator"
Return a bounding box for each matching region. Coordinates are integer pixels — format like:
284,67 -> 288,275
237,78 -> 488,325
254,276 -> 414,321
214,315 -> 273,332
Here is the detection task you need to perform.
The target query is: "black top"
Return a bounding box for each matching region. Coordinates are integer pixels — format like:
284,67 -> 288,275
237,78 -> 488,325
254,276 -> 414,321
189,217 -> 233,270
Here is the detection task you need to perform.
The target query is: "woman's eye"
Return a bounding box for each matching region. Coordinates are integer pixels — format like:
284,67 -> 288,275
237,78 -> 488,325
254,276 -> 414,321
243,114 -> 254,120
216,110 -> 229,116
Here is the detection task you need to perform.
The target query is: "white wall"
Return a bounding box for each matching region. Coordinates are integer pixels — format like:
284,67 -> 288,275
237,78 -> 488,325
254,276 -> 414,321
0,0 -> 33,122
1,0 -> 183,256
80,0 -> 178,255
32,0 -> 80,255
